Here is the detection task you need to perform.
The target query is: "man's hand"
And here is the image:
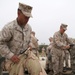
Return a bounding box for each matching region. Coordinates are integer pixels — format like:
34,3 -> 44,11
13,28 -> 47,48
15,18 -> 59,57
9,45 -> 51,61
62,45 -> 70,50
10,55 -> 20,63
65,45 -> 70,49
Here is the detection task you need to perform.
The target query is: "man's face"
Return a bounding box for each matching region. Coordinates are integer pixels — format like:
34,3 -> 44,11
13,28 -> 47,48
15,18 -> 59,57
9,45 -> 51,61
18,9 -> 30,25
60,27 -> 66,34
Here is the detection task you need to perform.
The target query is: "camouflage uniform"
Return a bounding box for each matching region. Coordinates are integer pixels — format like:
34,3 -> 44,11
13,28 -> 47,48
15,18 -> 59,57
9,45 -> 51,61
30,33 -> 39,56
46,42 -> 53,71
0,20 -> 32,58
51,31 -> 72,75
63,50 -> 70,68
70,46 -> 75,75
0,20 -> 44,75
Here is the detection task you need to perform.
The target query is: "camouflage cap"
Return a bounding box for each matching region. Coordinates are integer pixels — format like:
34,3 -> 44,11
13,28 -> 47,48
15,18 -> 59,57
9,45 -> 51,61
60,23 -> 68,30
19,2 -> 33,17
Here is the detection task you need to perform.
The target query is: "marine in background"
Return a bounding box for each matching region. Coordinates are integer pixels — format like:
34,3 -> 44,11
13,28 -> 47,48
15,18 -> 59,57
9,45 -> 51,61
29,31 -> 39,57
51,24 -> 73,75
45,37 -> 53,74
41,47 -> 46,57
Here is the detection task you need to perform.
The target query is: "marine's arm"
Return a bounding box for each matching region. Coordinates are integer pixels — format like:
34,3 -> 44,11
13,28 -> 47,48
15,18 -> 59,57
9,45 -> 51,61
0,25 -> 20,63
53,33 -> 70,49
0,25 -> 14,59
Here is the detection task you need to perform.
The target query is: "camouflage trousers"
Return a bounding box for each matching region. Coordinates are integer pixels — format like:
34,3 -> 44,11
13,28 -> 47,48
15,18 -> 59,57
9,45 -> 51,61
51,48 -> 64,75
71,58 -> 75,75
45,57 -> 53,71
4,50 -> 47,75
63,50 -> 70,68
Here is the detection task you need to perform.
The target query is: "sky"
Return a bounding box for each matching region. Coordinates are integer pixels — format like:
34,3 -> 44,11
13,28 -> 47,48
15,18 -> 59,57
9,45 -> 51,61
0,0 -> 75,45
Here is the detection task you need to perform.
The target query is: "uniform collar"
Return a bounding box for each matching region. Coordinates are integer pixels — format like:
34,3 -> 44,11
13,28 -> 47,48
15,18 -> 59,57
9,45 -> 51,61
14,19 -> 29,32
58,31 -> 65,37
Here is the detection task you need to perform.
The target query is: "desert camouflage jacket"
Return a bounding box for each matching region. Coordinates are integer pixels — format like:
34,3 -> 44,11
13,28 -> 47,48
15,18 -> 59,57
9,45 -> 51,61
52,31 -> 73,49
0,19 -> 32,59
